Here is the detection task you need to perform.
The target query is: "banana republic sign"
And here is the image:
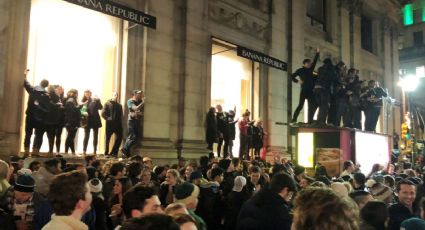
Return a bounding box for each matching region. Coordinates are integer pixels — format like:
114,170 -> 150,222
63,0 -> 156,29
237,46 -> 287,71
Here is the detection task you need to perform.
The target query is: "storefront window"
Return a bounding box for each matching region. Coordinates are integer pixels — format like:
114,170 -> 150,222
211,42 -> 258,156
23,0 -> 122,153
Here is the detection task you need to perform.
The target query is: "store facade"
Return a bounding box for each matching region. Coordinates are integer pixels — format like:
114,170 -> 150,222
0,0 -> 403,161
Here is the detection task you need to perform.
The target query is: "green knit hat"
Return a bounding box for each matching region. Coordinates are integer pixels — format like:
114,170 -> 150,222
174,182 -> 199,205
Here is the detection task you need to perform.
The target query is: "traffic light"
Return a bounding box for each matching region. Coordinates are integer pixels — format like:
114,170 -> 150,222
401,123 -> 409,140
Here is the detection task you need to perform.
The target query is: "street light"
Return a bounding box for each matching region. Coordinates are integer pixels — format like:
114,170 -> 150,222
398,74 -> 419,165
398,74 -> 419,92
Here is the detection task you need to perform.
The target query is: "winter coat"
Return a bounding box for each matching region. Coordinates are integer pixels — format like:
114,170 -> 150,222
92,195 -> 108,230
361,87 -> 388,108
64,97 -> 81,128
86,98 -> 103,129
0,208 -> 15,230
34,200 -> 96,230
291,52 -> 319,91
217,112 -> 227,137
0,188 -> 45,228
24,79 -> 54,123
158,183 -> 176,207
206,111 -> 217,143
101,100 -> 123,129
32,167 -> 56,197
388,202 -> 420,230
237,187 -> 292,230
252,126 -> 264,149
315,64 -> 338,91
44,93 -> 63,125
224,114 -> 238,141
221,172 -> 236,198
345,79 -> 362,107
224,188 -> 251,230
196,182 -> 224,230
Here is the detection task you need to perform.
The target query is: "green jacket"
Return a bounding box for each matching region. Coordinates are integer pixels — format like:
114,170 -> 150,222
189,209 -> 207,230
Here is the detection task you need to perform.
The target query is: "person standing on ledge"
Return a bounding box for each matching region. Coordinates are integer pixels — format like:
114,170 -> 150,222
82,90 -> 103,156
291,48 -> 320,124
23,69 -> 51,157
102,92 -> 123,157
121,90 -> 145,157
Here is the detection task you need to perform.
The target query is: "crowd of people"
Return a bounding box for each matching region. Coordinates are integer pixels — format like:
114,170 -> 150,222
206,106 -> 266,161
23,69 -> 144,158
291,48 -> 388,131
1,153 -> 425,230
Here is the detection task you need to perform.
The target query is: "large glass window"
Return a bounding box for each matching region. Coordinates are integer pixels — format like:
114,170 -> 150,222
306,0 -> 326,31
413,31 -> 423,46
361,16 -> 373,53
23,0 -> 122,154
211,41 -> 259,157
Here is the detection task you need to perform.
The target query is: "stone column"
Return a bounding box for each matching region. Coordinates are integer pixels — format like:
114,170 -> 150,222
391,27 -> 402,135
137,0 -> 181,159
178,0 -> 211,158
266,0 -> 305,158
350,10 -> 363,69
379,17 -> 394,134
337,1 -> 351,63
0,0 -> 31,158
265,0 -> 291,157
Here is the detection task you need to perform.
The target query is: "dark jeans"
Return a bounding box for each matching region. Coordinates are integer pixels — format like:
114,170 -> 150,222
33,124 -> 62,153
55,125 -> 64,153
24,116 -> 38,150
223,138 -> 232,158
105,124 -> 123,156
343,106 -> 361,129
33,126 -> 46,151
292,89 -> 317,123
327,95 -> 337,125
239,134 -> 249,159
217,137 -> 224,157
65,126 -> 78,153
83,127 -> 99,153
330,98 -> 347,127
123,119 -> 141,155
365,107 -> 381,132
314,89 -> 330,124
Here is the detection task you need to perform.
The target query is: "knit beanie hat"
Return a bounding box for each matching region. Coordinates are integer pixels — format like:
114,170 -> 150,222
174,182 -> 199,205
294,165 -> 305,176
401,217 -> 425,230
17,168 -> 32,176
233,176 -> 247,192
218,159 -> 231,171
88,178 -> 103,193
14,174 -> 35,193
189,170 -> 203,182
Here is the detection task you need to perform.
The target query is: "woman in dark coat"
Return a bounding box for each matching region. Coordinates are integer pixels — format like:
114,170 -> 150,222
206,107 -> 217,150
82,90 -> 103,155
53,85 -> 66,154
44,85 -> 63,156
252,120 -> 265,159
64,89 -> 81,155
